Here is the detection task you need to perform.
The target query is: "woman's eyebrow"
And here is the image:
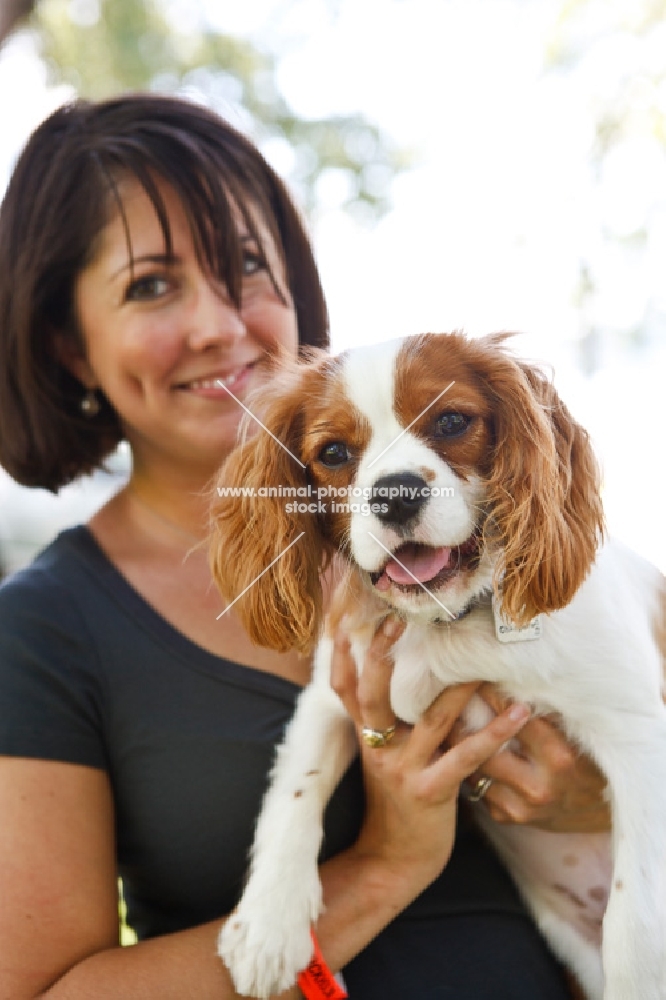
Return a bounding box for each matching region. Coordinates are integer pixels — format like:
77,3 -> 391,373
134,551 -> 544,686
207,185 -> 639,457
109,253 -> 179,282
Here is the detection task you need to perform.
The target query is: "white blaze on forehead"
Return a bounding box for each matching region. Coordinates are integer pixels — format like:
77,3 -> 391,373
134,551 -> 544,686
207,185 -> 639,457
341,338 -> 404,459
340,338 -> 477,573
341,337 -> 445,481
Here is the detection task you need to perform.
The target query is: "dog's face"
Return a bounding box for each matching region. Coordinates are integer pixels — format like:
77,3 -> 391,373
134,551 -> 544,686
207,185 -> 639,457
296,335 -> 496,620
210,332 -> 604,653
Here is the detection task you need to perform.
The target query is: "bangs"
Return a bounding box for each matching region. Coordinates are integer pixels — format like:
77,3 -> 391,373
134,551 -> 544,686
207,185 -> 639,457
95,135 -> 287,306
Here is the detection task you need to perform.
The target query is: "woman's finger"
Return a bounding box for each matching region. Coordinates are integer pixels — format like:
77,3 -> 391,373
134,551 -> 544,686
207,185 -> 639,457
508,713 -> 578,772
402,681 -> 481,767
475,682 -> 509,715
330,616 -> 405,730
463,714 -> 610,830
404,682 -> 530,770
329,631 -> 360,722
471,684 -> 577,773
422,701 -> 532,800
356,616 -> 404,733
477,781 -> 533,825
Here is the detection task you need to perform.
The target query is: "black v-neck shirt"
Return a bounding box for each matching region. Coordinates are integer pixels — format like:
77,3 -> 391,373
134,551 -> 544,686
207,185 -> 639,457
0,526 -> 571,998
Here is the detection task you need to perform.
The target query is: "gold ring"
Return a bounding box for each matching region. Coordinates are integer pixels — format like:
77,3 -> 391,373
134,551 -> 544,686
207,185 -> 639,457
468,776 -> 493,802
361,724 -> 397,749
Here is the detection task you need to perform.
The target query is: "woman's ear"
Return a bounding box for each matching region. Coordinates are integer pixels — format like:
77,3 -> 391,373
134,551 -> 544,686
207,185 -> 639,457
52,332 -> 98,390
479,340 -> 604,623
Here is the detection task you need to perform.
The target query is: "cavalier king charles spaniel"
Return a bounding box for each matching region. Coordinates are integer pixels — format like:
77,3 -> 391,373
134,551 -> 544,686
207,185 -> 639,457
210,331 -> 666,1000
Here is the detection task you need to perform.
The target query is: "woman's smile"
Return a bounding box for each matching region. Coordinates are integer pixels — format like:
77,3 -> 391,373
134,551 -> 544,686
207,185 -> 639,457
173,358 -> 261,399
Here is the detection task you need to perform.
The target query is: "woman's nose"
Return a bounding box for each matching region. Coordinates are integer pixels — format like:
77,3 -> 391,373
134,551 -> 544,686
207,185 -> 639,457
187,279 -> 246,349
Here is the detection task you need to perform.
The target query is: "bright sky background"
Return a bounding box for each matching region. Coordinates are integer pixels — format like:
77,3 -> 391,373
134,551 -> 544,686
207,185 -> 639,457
0,0 -> 664,573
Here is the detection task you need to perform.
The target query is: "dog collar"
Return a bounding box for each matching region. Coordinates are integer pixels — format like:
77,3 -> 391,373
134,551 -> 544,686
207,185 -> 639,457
431,593 -> 490,626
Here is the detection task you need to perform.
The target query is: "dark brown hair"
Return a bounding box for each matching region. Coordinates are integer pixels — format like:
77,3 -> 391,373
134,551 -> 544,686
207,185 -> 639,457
0,93 -> 329,491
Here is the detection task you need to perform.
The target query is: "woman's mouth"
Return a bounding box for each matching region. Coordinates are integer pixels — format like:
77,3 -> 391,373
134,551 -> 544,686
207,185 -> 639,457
176,360 -> 259,398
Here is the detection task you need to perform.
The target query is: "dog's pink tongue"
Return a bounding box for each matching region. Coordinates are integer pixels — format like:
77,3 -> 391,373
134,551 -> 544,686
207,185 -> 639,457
376,544 -> 453,590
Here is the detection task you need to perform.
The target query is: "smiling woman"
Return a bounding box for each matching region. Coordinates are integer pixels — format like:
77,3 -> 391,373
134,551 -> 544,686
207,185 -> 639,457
0,94 -> 327,493
0,93 -> 593,1000
66,176 -> 299,479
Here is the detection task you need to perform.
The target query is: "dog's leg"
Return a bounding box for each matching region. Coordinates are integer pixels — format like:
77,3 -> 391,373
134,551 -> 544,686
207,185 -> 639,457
473,812 -> 607,999
218,637 -> 357,998
595,722 -> 666,1000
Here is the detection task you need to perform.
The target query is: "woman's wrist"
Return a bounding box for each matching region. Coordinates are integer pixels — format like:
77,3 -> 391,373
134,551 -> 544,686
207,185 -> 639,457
348,831 -> 446,901
314,842 -> 435,975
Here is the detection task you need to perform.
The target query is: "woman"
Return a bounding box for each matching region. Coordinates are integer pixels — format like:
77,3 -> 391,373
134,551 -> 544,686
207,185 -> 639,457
0,94 -> 606,998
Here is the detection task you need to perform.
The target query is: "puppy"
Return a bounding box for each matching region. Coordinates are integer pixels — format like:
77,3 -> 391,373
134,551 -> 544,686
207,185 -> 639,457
210,332 -> 666,1000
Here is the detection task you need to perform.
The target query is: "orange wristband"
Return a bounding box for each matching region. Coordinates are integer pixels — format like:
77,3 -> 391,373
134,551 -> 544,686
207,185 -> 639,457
297,930 -> 347,999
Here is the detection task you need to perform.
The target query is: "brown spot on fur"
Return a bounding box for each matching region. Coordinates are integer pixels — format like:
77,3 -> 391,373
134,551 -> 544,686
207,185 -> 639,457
562,854 -> 580,867
294,790 -> 303,798
393,334 -> 493,483
615,879 -> 623,891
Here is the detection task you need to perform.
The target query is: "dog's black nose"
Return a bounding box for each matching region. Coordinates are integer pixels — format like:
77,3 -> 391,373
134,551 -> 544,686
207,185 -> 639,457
372,472 -> 430,526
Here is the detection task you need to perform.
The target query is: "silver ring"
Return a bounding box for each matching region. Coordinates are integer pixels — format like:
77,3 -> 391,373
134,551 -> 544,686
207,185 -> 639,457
361,724 -> 397,749
468,776 -> 493,802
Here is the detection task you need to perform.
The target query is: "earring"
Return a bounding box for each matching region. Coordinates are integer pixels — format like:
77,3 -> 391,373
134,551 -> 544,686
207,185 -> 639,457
80,388 -> 101,417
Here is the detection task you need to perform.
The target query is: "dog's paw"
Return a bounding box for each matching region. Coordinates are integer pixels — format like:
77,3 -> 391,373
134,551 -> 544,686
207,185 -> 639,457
218,874 -> 323,998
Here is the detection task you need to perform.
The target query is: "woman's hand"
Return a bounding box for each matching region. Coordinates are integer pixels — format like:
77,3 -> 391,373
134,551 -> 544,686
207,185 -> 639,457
453,684 -> 611,833
331,617 -> 532,893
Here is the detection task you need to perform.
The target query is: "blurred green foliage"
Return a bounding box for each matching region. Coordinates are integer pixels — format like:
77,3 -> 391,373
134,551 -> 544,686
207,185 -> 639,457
25,0 -> 409,220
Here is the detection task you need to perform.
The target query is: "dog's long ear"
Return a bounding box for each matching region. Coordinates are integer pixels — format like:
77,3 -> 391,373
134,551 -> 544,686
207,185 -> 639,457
478,336 -> 604,623
209,362 -> 327,654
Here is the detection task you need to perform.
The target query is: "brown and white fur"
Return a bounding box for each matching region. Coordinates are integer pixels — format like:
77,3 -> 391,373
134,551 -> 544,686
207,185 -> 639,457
210,332 -> 666,1000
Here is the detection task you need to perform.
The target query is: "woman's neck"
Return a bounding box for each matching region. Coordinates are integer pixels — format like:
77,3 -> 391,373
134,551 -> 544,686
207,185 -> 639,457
127,487 -> 204,545
124,451 -> 227,543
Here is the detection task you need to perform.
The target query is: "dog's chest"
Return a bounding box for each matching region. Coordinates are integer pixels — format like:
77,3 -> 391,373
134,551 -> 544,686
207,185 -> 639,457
385,598 -> 645,733
387,609 -> 564,724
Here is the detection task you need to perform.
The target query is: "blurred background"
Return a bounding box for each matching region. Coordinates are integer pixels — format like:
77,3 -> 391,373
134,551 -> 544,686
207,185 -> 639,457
0,0 -> 664,576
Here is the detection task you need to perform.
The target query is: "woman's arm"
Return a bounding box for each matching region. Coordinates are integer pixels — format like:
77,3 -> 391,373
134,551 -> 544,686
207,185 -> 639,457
0,756 -> 294,1000
0,634 -> 530,999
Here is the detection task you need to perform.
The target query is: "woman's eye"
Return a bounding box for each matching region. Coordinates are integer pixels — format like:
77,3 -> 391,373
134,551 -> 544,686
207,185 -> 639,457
125,275 -> 171,302
434,412 -> 470,438
318,441 -> 351,467
242,251 -> 266,277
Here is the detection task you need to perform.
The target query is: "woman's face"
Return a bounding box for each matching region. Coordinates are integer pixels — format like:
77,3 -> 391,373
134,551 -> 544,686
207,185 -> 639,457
70,175 -> 299,475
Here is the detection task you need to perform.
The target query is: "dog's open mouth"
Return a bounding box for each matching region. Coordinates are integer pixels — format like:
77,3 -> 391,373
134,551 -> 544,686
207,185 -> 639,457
370,534 -> 481,593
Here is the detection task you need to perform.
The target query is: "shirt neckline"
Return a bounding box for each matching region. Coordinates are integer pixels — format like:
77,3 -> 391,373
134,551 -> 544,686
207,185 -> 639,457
57,524 -> 303,703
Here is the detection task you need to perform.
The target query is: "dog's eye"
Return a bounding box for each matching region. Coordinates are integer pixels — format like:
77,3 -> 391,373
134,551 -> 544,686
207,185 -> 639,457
318,441 -> 351,467
434,412 -> 470,437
